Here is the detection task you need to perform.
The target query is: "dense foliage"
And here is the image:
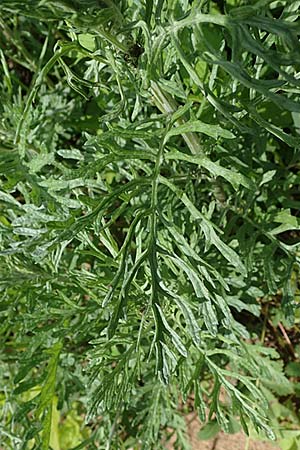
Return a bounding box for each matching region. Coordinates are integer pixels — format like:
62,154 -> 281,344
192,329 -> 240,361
0,1 -> 300,449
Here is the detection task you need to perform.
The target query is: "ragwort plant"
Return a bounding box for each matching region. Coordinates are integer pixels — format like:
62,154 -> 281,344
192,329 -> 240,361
0,0 -> 300,448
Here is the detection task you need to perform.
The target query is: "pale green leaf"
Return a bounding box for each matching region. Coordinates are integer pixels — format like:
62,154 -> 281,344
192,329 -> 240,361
166,120 -> 235,140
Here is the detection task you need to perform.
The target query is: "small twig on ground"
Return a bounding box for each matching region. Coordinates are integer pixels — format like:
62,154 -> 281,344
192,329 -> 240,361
278,321 -> 295,357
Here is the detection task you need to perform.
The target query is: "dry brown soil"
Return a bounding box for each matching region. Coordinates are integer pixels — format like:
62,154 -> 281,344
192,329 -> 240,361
166,414 -> 280,450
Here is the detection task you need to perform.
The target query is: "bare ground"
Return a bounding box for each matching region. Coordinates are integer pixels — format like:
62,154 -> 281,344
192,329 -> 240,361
166,414 -> 280,450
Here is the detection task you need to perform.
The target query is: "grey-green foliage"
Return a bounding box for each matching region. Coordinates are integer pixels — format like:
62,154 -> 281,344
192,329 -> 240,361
0,0 -> 299,448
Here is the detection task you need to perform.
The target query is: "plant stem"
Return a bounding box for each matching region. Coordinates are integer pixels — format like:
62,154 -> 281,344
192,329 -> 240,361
150,81 -> 202,155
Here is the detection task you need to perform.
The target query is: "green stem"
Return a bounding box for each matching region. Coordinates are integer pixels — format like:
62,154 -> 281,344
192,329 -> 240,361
150,81 -> 202,155
14,42 -> 79,146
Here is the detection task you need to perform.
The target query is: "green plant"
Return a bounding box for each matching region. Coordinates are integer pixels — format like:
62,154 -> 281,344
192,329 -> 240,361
0,1 -> 300,449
